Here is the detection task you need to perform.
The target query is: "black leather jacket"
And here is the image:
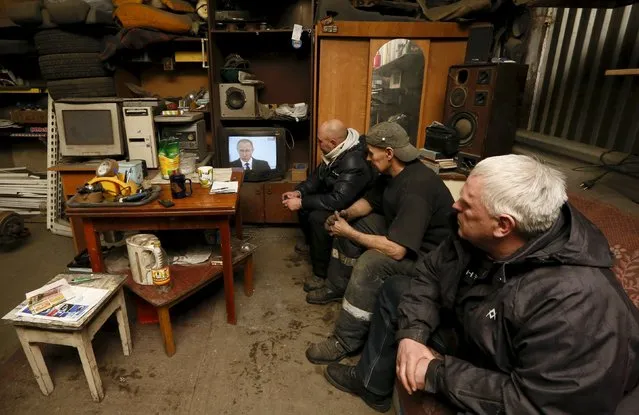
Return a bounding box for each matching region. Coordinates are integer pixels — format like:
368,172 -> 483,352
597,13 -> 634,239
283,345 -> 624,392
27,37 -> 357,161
397,204 -> 639,414
295,138 -> 373,212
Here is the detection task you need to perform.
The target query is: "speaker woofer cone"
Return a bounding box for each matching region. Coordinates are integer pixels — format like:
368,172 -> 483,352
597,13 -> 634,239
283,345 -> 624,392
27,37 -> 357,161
449,87 -> 467,108
226,87 -> 246,110
448,112 -> 477,147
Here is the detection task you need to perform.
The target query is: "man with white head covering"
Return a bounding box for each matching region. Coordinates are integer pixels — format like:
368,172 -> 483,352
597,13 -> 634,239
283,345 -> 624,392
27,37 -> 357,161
283,119 -> 373,292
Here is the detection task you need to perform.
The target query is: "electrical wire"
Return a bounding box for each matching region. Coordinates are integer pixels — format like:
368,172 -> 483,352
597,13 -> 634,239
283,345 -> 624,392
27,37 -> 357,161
283,128 -> 295,150
577,150 -> 639,190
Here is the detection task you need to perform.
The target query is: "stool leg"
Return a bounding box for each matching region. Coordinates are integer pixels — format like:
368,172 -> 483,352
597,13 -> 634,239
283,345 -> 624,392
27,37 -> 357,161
243,255 -> 254,296
157,306 -> 175,357
15,328 -> 54,396
114,290 -> 132,356
76,333 -> 104,402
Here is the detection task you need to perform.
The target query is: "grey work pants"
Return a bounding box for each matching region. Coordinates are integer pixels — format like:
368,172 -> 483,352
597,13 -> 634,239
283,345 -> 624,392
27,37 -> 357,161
325,214 -> 417,352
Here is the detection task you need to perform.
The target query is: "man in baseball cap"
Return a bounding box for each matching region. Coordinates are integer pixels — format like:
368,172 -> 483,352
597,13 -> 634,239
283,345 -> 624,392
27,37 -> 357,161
364,121 -> 421,163
305,122 -> 454,377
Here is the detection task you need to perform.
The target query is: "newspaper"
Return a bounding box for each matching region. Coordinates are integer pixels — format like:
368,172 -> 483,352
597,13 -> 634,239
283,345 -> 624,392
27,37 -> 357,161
25,279 -> 73,314
17,280 -> 109,322
210,181 -> 239,194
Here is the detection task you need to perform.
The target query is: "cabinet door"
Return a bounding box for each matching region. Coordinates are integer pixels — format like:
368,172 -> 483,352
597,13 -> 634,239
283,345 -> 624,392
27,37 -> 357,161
264,182 -> 298,224
240,182 -> 265,223
316,38 -> 370,165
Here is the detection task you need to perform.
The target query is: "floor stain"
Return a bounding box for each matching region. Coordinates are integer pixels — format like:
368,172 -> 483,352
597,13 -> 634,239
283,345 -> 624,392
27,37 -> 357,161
321,309 -> 335,322
285,253 -> 304,268
262,310 -> 275,319
288,319 -> 310,331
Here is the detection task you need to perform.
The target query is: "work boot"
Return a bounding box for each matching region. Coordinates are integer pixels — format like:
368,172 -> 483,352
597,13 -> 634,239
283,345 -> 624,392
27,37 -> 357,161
306,286 -> 343,305
294,240 -> 309,254
303,274 -> 325,292
305,335 -> 348,364
325,363 -> 392,413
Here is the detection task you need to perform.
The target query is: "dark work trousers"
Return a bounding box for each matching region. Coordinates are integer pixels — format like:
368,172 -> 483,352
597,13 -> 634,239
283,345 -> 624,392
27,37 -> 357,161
355,276 -> 461,397
326,214 -> 417,352
298,209 -> 333,279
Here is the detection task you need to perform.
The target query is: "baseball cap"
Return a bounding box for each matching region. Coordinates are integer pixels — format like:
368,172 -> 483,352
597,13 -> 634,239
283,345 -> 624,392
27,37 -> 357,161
364,122 -> 419,162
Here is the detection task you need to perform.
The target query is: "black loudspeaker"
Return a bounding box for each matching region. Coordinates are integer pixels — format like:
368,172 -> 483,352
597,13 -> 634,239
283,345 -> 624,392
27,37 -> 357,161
441,63 -> 528,159
465,23 -> 494,64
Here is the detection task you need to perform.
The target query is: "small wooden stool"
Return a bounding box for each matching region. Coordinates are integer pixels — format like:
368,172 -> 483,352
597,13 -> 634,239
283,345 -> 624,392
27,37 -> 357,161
2,274 -> 131,402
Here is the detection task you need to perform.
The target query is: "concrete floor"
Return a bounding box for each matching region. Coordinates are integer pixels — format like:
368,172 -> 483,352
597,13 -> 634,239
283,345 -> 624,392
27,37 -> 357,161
0,151 -> 636,415
0,225 -> 386,415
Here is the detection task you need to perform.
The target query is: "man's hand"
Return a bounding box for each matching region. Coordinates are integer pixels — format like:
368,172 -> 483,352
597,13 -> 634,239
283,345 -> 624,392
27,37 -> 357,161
283,197 -> 302,212
396,338 -> 436,394
414,358 -> 430,391
326,211 -> 354,238
281,191 -> 300,201
338,209 -> 350,221
324,210 -> 350,230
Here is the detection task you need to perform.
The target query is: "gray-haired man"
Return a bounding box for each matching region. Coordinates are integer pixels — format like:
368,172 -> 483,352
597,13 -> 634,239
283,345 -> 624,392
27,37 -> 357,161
305,122 -> 454,365
323,154 -> 639,414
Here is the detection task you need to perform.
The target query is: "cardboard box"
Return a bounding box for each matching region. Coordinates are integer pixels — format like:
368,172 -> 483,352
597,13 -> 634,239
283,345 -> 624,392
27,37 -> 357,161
10,109 -> 47,125
291,163 -> 308,182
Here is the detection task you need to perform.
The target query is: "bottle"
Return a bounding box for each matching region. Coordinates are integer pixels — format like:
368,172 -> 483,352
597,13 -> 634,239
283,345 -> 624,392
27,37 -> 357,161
150,240 -> 171,293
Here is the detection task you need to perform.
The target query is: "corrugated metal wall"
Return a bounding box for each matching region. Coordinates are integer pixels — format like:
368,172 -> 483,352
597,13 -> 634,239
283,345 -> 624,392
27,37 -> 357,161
527,5 -> 639,154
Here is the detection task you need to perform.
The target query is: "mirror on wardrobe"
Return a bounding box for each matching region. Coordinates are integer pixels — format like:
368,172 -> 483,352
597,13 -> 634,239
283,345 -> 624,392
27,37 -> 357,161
370,39 -> 425,145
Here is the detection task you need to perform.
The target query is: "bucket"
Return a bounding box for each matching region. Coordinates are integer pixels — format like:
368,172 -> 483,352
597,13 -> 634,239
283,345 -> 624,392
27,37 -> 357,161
126,234 -> 161,285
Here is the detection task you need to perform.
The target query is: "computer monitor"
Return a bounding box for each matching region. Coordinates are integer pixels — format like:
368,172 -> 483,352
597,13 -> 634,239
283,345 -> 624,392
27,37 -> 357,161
55,102 -> 125,157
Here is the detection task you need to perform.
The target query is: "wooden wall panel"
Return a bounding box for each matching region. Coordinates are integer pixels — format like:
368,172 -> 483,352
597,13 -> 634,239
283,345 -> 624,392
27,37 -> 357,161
316,39 -> 370,164
418,40 -> 467,148
317,22 -> 468,39
365,39 -> 388,131
412,39 -> 431,148
311,27 -> 319,172
140,67 -> 209,98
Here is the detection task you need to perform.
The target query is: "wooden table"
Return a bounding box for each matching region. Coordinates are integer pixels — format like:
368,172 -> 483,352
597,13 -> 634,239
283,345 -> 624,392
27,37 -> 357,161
2,274 -> 131,402
125,253 -> 253,356
65,169 -> 246,330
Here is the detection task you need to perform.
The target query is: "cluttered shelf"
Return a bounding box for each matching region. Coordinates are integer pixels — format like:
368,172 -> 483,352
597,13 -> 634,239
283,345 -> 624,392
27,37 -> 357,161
0,121 -> 47,139
0,87 -> 47,94
172,37 -> 207,42
0,132 -> 47,139
219,116 -> 309,123
211,28 -> 312,34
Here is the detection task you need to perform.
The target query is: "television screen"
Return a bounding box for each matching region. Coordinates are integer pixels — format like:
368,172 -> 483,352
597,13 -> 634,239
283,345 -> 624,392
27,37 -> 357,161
228,135 -> 277,173
62,110 -> 114,145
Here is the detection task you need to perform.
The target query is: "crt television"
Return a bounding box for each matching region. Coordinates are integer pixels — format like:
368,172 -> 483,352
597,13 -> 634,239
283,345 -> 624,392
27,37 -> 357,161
219,127 -> 287,182
55,102 -> 125,157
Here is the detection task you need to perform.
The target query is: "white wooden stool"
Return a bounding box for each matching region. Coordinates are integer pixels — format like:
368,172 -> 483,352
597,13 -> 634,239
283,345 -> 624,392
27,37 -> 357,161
2,274 -> 131,402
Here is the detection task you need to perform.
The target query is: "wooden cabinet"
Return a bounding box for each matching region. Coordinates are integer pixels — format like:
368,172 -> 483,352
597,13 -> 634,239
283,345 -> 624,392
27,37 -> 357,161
240,183 -> 265,223
264,182 -> 298,224
312,21 -> 468,165
239,180 -> 298,224
207,0 -> 314,224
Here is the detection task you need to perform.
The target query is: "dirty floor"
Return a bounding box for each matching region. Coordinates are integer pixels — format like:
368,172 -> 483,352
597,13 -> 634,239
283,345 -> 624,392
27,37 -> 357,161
0,226 -> 388,415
